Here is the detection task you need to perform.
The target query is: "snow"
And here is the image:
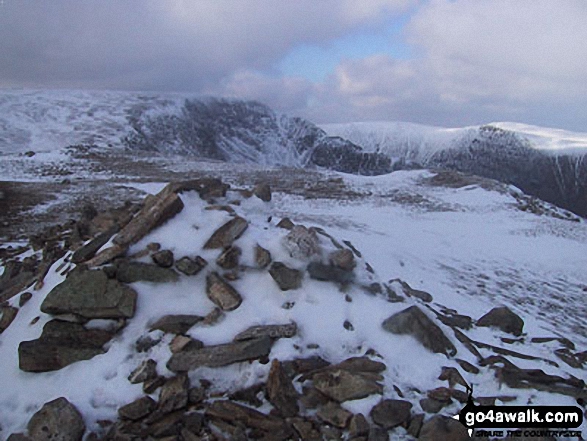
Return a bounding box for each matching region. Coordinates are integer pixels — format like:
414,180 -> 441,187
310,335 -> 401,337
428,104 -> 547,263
1,169 -> 586,438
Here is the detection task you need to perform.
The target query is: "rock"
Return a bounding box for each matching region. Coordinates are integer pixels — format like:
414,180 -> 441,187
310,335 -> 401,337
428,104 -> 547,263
206,272 -> 243,311
391,279 -> 434,303
329,249 -> 356,271
143,376 -> 166,394
84,244 -> 127,268
0,305 -> 18,333
313,369 -> 383,402
455,359 -> 479,374
40,270 -> 137,319
253,183 -> 272,202
307,262 -> 354,284
216,246 -> 241,269
19,320 -> 116,372
269,262 -> 303,291
439,367 -> 468,388
288,417 -> 321,440
118,396 -> 157,421
477,306 -> 524,336
254,245 -> 272,268
206,400 -> 288,433
19,291 -> 33,306
407,413 -> 425,438
300,386 -> 331,409
276,217 -> 295,230
266,360 -> 299,417
167,336 -> 274,372
419,398 -> 446,413
418,415 -> 470,441
234,323 -> 297,341
149,314 -> 204,334
152,250 -> 174,268
188,387 -> 208,405
348,413 -> 370,438
370,399 -> 412,429
71,226 -> 118,264
170,178 -> 230,200
27,397 -> 85,441
343,320 -> 354,331
317,402 -> 352,428
203,216 -> 248,249
283,226 -> 320,259
438,313 -> 473,330
382,305 -> 457,356
113,186 -> 184,247
135,332 -> 163,352
7,434 -> 32,441
202,307 -> 224,325
128,359 -> 158,384
368,427 -> 390,441
158,374 -> 189,414
175,256 -> 207,276
116,261 -> 179,284
229,383 -> 264,407
169,335 -> 204,353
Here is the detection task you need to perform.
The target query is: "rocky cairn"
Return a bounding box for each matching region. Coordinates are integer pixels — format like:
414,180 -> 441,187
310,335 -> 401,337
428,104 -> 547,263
1,178 -> 585,441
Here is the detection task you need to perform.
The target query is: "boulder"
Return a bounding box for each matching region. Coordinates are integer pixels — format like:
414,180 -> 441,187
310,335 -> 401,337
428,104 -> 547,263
167,337 -> 273,372
316,401 -> 352,428
206,272 -> 243,311
313,369 -> 383,402
203,217 -> 248,249
175,256 -> 207,276
113,187 -> 184,247
216,246 -> 241,269
149,314 -> 204,335
234,323 -> 297,341
254,245 -> 272,268
40,270 -> 137,319
151,250 -> 174,268
283,226 -> 320,259
118,396 -> 156,421
253,183 -> 272,202
269,262 -> 303,291
19,320 -> 116,372
418,415 -> 470,441
266,360 -> 299,417
27,397 -> 85,441
307,262 -> 354,284
477,306 -> 524,336
370,399 -> 412,429
116,261 -> 179,284
382,305 -> 457,356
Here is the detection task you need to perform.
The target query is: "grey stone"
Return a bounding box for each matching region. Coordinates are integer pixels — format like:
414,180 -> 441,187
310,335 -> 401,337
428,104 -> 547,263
419,398 -> 446,413
206,272 -> 242,311
169,335 -> 204,353
118,396 -> 156,421
253,183 -> 272,202
477,306 -> 524,336
151,250 -> 174,268
71,226 -> 118,264
19,320 -> 115,372
348,413 -> 369,438
276,217 -> 295,230
368,427 -> 390,441
149,314 -> 204,334
84,244 -> 127,268
283,226 -> 320,259
269,262 -> 303,291
329,249 -> 356,271
234,322 -> 297,341
128,359 -> 158,384
313,369 -> 383,402
7,433 -> 32,441
317,402 -> 352,428
113,187 -> 184,247
438,367 -> 468,388
0,305 -> 18,333
167,336 -> 273,372
158,374 -> 189,414
370,399 -> 412,429
175,256 -> 207,276
418,415 -> 470,441
391,279 -> 433,303
203,216 -> 248,249
143,376 -> 166,394
439,313 -> 473,330
19,291 -> 33,306
407,413 -> 425,438
40,270 -> 137,319
307,262 -> 354,284
455,359 -> 480,374
382,305 -> 457,356
266,359 -> 299,417
170,178 -> 230,200
206,400 -> 288,433
255,245 -> 272,268
216,246 -> 241,269
116,261 -> 179,284
27,397 -> 85,441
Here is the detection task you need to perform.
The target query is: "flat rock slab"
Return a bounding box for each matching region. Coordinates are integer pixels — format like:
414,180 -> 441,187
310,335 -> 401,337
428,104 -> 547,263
234,323 -> 297,341
40,270 -> 137,319
118,396 -> 157,421
206,272 -> 242,311
27,397 -> 86,441
206,400 -> 287,433
313,369 -> 383,402
370,399 -> 412,429
116,261 -> 179,284
307,262 -> 354,284
382,305 -> 456,356
167,337 -> 273,372
203,216 -> 248,249
269,262 -> 303,291
266,359 -> 299,417
150,314 -> 204,335
19,320 -> 116,372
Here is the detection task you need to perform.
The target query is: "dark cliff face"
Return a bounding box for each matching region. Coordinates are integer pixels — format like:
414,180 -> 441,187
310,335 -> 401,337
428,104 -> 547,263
422,126 -> 587,217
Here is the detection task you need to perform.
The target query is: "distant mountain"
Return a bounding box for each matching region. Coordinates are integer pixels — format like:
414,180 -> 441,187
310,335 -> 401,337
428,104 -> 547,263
323,122 -> 587,217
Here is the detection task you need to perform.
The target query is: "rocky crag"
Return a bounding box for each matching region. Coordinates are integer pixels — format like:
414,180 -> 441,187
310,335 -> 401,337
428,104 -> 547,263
1,179 -> 585,441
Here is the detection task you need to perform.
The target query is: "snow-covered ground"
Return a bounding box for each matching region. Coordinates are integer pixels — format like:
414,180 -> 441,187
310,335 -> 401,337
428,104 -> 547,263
1,169 -> 585,437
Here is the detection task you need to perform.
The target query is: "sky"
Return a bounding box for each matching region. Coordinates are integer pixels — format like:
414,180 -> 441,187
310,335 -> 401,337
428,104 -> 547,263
0,0 -> 586,131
